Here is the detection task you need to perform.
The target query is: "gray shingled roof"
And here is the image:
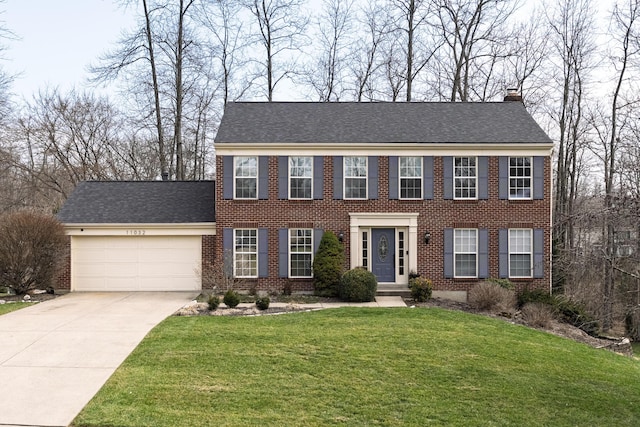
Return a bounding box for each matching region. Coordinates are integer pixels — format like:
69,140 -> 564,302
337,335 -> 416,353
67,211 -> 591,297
214,101 -> 552,144
57,181 -> 215,224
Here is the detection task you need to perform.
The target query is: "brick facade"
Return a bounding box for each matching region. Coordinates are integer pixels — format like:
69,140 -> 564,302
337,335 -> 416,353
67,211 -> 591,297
214,155 -> 551,294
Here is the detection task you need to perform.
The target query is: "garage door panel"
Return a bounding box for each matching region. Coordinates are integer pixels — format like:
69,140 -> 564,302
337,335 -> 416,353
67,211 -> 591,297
72,235 -> 202,291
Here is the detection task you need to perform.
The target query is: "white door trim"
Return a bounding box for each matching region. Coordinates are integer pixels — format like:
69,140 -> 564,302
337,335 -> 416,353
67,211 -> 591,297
348,213 -> 418,285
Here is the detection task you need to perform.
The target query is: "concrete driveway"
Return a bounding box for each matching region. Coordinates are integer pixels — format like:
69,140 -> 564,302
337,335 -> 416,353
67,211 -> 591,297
0,292 -> 196,427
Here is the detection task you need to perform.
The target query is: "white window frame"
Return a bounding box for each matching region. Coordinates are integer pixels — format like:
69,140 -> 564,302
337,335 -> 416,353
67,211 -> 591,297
289,228 -> 313,278
234,228 -> 258,278
509,156 -> 532,200
509,228 -> 532,278
233,156 -> 258,200
453,156 -> 477,200
289,156 -> 313,200
454,228 -> 478,278
399,156 -> 422,200
344,156 -> 368,199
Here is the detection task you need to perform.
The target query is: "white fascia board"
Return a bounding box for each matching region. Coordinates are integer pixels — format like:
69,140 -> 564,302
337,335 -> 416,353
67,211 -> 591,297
64,223 -> 216,236
215,142 -> 553,157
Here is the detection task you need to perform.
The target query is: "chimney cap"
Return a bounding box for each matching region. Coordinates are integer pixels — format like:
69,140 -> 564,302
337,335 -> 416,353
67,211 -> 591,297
504,88 -> 523,102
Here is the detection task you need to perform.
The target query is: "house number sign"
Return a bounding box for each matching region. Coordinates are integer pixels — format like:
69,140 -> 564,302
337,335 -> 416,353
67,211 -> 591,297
126,230 -> 146,235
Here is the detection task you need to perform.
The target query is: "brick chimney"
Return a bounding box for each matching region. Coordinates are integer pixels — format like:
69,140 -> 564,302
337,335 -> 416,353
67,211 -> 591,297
504,88 -> 523,102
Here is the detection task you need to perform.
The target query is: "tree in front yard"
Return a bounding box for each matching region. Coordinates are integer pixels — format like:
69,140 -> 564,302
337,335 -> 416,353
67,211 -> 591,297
0,211 -> 67,295
312,231 -> 344,297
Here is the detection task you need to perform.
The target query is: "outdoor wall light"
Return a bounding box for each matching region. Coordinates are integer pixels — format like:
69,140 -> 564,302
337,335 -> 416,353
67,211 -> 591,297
424,231 -> 431,245
338,231 -> 345,242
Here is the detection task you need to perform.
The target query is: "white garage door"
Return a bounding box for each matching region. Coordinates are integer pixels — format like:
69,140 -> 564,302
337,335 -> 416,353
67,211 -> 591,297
72,236 -> 202,291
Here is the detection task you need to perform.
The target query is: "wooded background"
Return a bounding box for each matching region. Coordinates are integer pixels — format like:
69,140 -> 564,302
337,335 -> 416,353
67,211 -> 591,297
1,0 -> 639,332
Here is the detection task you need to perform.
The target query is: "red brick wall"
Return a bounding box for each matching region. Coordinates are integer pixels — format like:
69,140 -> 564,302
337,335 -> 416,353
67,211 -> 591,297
56,236 -> 71,290
215,155 -> 551,294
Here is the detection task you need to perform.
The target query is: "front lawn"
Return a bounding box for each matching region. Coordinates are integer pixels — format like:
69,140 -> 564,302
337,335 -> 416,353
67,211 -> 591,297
0,302 -> 31,316
73,308 -> 640,427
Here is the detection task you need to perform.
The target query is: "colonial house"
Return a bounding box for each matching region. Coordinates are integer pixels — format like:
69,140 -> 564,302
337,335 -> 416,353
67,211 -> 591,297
214,100 -> 553,300
57,98 -> 553,300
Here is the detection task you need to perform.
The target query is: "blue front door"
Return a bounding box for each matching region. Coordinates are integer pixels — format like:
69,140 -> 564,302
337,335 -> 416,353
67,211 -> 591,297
371,228 -> 395,283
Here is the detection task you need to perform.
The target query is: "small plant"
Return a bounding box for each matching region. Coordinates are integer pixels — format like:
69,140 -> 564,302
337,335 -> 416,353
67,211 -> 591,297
223,289 -> 240,308
468,281 -> 516,314
339,267 -> 377,302
409,276 -> 433,302
520,302 -> 555,328
408,270 -> 421,280
207,294 -> 220,311
255,296 -> 270,310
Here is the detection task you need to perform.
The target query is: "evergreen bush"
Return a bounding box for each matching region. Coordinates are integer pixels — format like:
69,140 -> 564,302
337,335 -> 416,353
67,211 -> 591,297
339,267 -> 377,302
207,294 -> 220,311
312,231 -> 345,297
255,296 -> 270,310
409,276 -> 433,302
223,289 -> 240,308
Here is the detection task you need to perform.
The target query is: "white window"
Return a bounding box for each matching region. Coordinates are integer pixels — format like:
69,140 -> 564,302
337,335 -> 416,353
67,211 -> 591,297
234,229 -> 257,278
234,156 -> 257,199
344,156 -> 368,199
289,156 -> 312,199
454,157 -> 477,199
509,157 -> 532,199
509,229 -> 532,278
400,156 -> 422,199
289,229 -> 313,277
454,229 -> 477,278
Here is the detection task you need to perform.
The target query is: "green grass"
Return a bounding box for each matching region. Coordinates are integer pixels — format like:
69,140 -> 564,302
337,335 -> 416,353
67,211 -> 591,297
0,302 -> 31,315
73,308 -> 640,427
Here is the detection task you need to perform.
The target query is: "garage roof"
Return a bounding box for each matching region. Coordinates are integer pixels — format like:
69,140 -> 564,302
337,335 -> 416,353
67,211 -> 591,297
214,101 -> 553,145
57,181 -> 215,224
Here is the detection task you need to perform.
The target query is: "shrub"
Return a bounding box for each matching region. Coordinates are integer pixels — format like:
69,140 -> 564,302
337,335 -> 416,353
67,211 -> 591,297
207,294 -> 220,311
223,290 -> 240,308
409,276 -> 433,302
517,288 -> 554,308
553,296 -> 600,336
486,277 -> 514,290
521,302 -> 555,328
0,211 -> 67,295
339,267 -> 377,302
468,281 -> 516,314
255,296 -> 270,310
312,231 -> 345,297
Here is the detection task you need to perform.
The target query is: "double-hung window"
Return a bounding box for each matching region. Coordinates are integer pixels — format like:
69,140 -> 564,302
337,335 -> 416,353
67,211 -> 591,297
454,157 -> 477,199
344,156 -> 367,199
289,156 -> 312,199
509,229 -> 532,277
234,156 -> 257,199
400,156 -> 422,199
289,229 -> 313,277
234,229 -> 257,278
454,229 -> 477,278
509,157 -> 532,199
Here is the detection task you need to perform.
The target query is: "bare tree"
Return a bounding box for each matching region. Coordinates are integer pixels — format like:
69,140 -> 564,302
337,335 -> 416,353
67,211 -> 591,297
304,0 -> 355,101
547,0 -> 597,292
389,0 -> 438,101
600,0 -> 640,329
243,0 -> 309,101
431,0 -> 521,102
348,0 -> 391,101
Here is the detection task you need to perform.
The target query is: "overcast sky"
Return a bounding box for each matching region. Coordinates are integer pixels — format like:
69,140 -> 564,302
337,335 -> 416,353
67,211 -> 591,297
3,0 -> 135,99
2,0 -> 617,101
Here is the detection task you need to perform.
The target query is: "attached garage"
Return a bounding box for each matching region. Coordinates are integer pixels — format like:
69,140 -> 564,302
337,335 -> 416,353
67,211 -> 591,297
72,235 -> 202,291
57,181 -> 216,292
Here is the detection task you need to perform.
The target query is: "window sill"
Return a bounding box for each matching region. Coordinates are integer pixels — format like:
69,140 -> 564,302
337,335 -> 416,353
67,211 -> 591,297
509,277 -> 534,282
507,199 -> 534,203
